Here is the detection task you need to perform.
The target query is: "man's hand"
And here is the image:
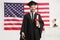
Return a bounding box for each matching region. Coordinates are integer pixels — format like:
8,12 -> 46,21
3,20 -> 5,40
21,32 -> 25,39
36,21 -> 40,27
36,21 -> 40,25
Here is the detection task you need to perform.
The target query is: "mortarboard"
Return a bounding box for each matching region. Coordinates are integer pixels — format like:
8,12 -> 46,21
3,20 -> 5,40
27,1 -> 37,7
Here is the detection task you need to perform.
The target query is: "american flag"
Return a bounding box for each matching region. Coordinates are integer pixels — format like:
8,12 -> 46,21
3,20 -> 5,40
4,2 -> 49,30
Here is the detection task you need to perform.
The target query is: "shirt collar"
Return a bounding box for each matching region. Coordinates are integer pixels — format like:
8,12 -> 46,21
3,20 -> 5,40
30,11 -> 35,14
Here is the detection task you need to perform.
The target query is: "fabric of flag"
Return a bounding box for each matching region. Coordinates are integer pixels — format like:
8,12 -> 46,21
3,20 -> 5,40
4,2 -> 49,30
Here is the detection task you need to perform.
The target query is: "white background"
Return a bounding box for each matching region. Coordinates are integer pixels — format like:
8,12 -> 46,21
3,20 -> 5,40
0,0 -> 60,40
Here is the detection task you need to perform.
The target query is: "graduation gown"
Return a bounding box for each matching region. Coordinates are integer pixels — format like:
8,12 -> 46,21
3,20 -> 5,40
20,13 -> 44,40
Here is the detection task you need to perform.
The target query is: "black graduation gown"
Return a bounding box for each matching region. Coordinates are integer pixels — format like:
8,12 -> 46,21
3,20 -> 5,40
20,13 -> 44,40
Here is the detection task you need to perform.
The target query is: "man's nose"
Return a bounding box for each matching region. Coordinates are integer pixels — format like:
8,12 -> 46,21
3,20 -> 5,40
32,8 -> 35,10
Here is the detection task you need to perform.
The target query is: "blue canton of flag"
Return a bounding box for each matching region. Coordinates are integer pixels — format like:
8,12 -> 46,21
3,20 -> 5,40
4,3 -> 24,18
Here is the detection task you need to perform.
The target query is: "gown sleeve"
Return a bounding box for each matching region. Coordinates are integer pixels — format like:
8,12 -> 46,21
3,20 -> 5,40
20,15 -> 27,35
38,14 -> 44,37
39,14 -> 44,29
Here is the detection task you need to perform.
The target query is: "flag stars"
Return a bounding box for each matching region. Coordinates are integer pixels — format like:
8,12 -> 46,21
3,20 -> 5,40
4,3 -> 24,18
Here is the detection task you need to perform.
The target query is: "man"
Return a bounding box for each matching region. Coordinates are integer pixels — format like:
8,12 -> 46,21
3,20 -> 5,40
20,1 -> 44,40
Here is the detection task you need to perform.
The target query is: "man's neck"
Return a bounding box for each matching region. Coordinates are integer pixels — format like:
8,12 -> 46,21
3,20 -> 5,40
30,11 -> 35,14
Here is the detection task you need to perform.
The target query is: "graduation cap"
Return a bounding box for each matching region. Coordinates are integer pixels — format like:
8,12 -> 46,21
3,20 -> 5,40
27,1 -> 37,7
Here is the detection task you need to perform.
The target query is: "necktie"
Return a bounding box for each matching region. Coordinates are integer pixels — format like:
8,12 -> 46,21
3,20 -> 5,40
32,13 -> 33,19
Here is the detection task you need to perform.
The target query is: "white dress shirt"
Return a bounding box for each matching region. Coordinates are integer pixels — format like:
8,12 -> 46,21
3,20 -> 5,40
30,12 -> 35,19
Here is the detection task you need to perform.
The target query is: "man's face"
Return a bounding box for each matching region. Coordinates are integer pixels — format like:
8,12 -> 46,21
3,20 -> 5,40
30,5 -> 36,12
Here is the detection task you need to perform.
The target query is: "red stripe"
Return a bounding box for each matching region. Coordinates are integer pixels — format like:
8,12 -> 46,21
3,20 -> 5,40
41,16 -> 49,18
38,8 -> 49,10
44,24 -> 50,26
24,8 -> 49,10
24,8 -> 30,10
4,27 -> 45,30
4,27 -> 21,30
37,3 -> 49,5
4,19 -> 49,22
4,20 -> 49,25
4,19 -> 22,21
4,23 -> 22,25
24,12 -> 28,14
38,12 -> 49,14
24,12 -> 49,14
43,20 -> 50,22
24,3 -> 49,5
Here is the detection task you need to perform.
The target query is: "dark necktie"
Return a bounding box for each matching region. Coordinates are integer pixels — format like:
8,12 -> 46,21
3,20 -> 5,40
32,13 -> 33,19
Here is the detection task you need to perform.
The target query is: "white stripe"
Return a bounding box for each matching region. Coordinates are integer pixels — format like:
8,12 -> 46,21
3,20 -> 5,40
40,14 -> 49,16
24,10 -> 49,12
4,17 -> 23,20
44,26 -> 50,28
24,9 -> 49,11
38,6 -> 49,8
42,18 -> 49,20
24,6 -> 29,8
44,21 -> 49,24
24,5 -> 49,8
4,26 -> 50,28
24,5 -> 37,8
4,17 -> 49,21
4,20 -> 49,23
38,9 -> 49,12
24,10 -> 37,12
